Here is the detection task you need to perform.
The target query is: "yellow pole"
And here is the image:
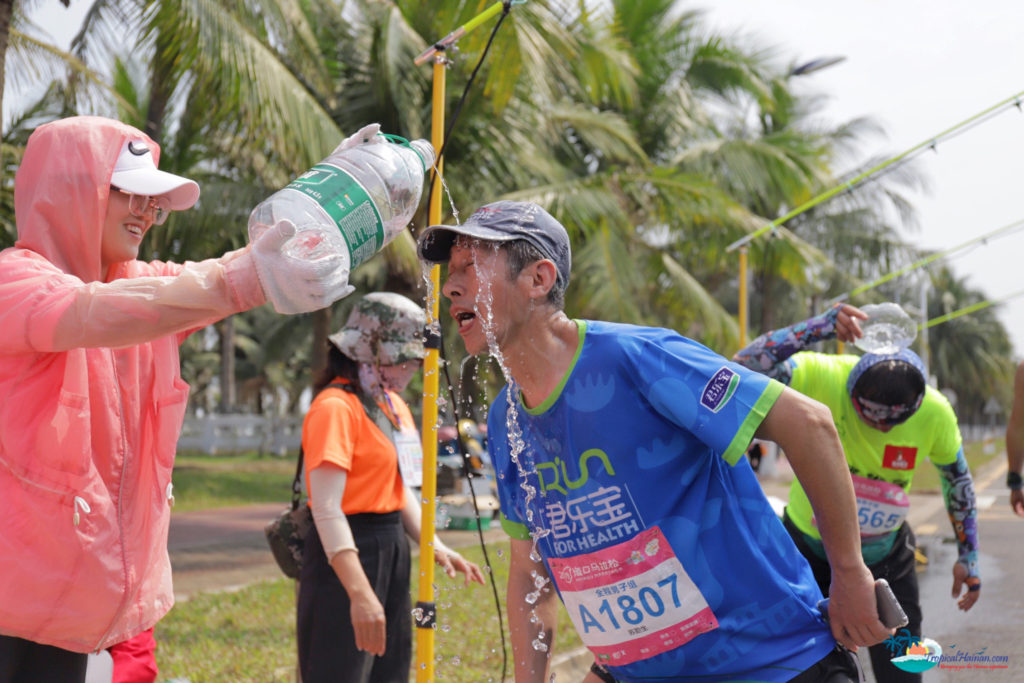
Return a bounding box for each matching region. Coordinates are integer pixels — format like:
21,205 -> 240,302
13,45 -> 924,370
415,53 -> 447,683
738,246 -> 748,348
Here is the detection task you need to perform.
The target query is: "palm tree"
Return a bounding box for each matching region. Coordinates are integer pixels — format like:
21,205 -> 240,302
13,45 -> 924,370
925,265 -> 1014,424
12,0 -> 1015,423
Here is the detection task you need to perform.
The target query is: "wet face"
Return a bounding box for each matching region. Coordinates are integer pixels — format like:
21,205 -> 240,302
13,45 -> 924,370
101,189 -> 154,271
441,238 -> 526,356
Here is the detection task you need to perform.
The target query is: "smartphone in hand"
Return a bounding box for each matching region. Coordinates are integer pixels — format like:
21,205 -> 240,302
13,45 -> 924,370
817,578 -> 909,629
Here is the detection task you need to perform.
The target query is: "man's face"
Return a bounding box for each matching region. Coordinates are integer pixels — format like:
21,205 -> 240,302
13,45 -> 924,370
851,394 -> 916,433
441,238 -> 522,356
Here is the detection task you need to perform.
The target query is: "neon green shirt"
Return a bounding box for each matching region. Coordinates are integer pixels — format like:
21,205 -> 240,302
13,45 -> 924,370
785,353 -> 962,559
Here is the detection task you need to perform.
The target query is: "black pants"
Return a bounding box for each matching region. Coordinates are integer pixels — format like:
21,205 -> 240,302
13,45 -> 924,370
0,635 -> 87,683
784,514 -> 923,683
297,511 -> 411,683
591,644 -> 860,682
789,645 -> 862,682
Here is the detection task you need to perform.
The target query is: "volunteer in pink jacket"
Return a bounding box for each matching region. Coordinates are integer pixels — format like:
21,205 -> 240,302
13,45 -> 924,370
0,116 -> 352,681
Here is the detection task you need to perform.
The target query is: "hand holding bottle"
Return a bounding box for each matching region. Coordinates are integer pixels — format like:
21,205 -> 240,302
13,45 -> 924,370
247,124 -> 434,278
250,219 -> 355,314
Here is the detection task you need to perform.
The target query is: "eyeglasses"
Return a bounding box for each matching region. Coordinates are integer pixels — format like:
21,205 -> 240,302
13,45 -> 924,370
853,395 -> 917,426
110,185 -> 170,225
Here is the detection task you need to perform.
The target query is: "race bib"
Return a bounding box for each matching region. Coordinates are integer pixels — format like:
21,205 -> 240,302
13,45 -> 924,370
852,474 -> 909,536
394,430 -> 423,487
548,526 -> 718,667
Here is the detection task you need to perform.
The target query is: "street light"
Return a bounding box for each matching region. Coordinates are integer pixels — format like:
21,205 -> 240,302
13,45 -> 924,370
789,55 -> 846,77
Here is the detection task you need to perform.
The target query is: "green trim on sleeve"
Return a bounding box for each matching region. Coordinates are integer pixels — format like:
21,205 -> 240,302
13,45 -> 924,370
500,514 -> 532,540
723,379 -> 785,466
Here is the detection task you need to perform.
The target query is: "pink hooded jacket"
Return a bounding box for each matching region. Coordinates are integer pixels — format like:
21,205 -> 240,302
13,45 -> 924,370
0,117 -> 266,652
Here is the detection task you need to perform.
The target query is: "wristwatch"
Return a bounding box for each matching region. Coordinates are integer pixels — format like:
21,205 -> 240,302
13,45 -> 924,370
1008,471 -> 1023,490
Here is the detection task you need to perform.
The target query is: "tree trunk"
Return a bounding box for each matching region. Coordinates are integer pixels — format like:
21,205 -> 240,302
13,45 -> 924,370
219,317 -> 236,412
312,308 -> 331,387
0,0 -> 15,179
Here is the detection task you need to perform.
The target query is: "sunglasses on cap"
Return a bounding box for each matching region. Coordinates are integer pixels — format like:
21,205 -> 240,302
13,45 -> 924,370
852,395 -> 919,427
110,185 -> 171,225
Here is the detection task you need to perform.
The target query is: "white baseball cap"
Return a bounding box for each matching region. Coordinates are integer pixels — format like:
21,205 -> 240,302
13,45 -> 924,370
109,139 -> 200,210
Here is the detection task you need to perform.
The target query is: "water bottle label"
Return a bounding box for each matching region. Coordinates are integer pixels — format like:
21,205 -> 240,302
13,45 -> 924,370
287,164 -> 384,268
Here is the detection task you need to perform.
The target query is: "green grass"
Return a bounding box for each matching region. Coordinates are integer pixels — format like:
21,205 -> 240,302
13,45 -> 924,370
171,451 -> 297,512
164,451 -> 582,681
156,580 -> 298,682
907,437 -> 1003,493
156,541 -> 582,682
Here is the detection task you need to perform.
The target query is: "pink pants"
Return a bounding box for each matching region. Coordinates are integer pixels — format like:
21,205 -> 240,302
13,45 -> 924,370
109,628 -> 158,683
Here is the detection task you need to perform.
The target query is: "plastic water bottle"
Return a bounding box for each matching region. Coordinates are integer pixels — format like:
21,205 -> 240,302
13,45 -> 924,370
248,132 -> 435,309
853,302 -> 917,354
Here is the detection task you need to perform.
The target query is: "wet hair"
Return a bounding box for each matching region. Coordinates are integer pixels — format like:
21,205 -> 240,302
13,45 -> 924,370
850,360 -> 926,407
312,344 -> 359,394
503,239 -> 566,308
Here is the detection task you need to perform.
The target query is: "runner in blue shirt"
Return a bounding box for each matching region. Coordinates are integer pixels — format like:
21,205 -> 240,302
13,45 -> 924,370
417,200 -> 891,682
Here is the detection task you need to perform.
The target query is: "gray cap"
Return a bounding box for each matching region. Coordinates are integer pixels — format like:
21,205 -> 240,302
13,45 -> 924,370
328,292 -> 426,365
417,200 -> 571,289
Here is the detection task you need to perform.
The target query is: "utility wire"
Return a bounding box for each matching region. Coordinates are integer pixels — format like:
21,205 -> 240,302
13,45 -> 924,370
828,216 -> 1024,304
727,88 -> 1024,252
921,286 -> 1024,329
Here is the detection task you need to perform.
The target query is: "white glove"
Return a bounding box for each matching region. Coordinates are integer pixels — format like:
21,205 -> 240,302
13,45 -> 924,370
331,123 -> 383,154
251,219 -> 355,314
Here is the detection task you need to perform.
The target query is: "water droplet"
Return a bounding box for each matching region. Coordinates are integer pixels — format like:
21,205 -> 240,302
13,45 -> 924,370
531,639 -> 549,652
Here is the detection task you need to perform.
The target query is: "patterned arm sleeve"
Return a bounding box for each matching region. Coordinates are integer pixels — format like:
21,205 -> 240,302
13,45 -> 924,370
732,303 -> 844,384
937,447 -> 981,586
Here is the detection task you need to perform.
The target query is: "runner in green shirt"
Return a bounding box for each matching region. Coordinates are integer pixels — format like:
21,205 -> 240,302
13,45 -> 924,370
735,303 -> 980,683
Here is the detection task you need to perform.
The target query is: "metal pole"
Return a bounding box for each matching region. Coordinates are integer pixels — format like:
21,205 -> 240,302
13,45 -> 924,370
919,277 -> 930,382
738,246 -> 748,348
414,52 -> 447,683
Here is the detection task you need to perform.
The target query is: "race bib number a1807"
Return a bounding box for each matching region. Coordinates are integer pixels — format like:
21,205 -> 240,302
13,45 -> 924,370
548,526 -> 718,666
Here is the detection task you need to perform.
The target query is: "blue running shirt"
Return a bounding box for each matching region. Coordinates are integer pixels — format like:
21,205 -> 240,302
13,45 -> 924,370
490,320 -> 836,682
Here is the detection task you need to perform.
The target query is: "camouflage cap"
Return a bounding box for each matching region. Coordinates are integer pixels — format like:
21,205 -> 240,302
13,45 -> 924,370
328,292 -> 426,365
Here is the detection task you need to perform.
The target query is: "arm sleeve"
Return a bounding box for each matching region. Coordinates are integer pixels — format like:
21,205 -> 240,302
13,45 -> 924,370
936,447 -> 980,580
0,247 -> 266,353
732,303 -> 844,383
309,464 -> 358,560
1007,362 -> 1024,477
